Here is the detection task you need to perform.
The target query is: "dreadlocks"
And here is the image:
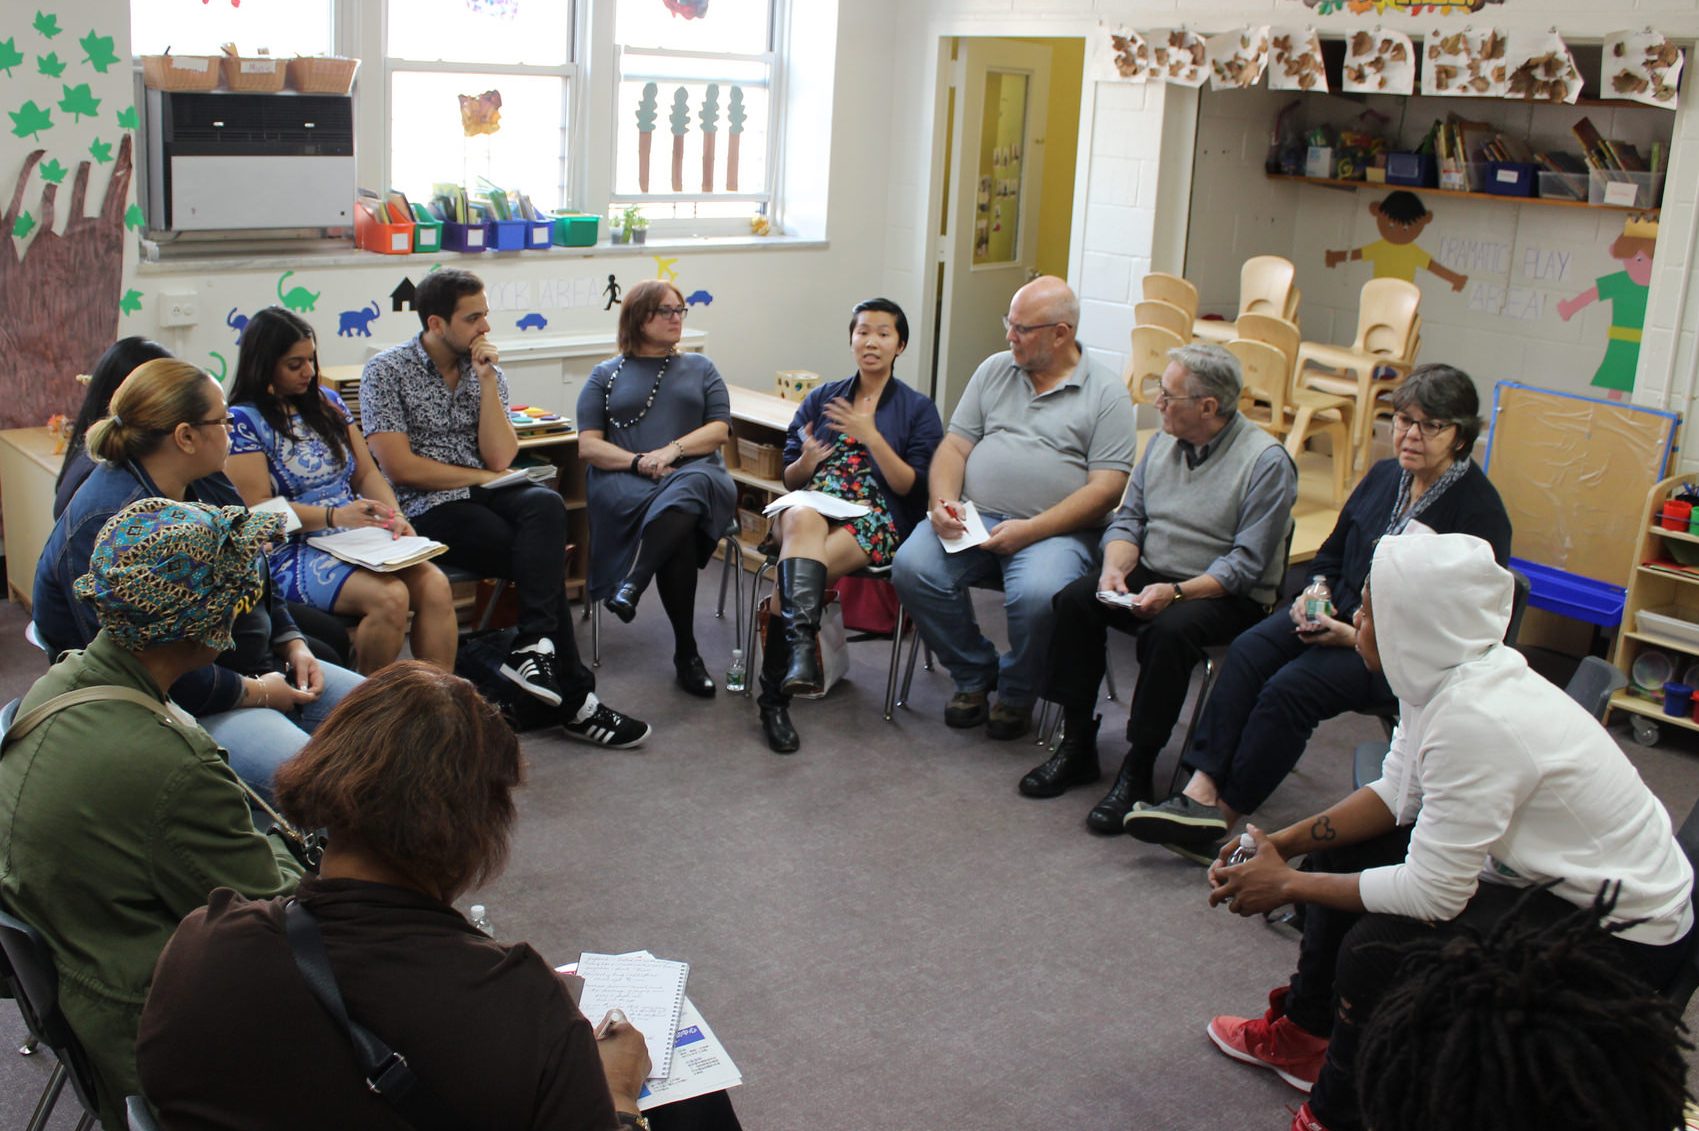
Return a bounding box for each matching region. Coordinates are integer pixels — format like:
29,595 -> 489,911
1357,884 -> 1691,1131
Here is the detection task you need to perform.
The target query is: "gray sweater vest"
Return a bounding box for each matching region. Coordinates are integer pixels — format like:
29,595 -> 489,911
1141,413 -> 1283,605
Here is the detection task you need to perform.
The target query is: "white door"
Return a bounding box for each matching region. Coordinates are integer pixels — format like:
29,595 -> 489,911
933,39 -> 1052,418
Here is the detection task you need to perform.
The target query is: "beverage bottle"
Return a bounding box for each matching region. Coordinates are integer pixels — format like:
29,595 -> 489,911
469,904 -> 494,936
725,647 -> 747,693
1301,575 -> 1334,625
1226,832 -> 1257,866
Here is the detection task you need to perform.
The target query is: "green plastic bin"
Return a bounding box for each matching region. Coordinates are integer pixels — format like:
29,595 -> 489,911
552,213 -> 600,247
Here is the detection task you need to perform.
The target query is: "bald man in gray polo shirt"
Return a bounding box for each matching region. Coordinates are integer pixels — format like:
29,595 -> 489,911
893,276 -> 1136,740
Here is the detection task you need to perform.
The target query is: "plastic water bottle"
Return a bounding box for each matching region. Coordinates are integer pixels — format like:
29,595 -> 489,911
1227,832 -> 1257,866
1301,575 -> 1334,624
725,647 -> 747,693
469,904 -> 494,936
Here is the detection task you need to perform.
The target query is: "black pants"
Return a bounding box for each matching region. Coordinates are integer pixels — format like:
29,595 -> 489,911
1183,608 -> 1394,814
1045,570 -> 1264,750
1291,829 -> 1694,1131
414,484 -> 595,713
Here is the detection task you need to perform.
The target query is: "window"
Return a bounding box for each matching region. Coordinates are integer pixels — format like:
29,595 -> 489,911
611,0 -> 776,224
385,0 -> 576,213
130,0 -> 333,58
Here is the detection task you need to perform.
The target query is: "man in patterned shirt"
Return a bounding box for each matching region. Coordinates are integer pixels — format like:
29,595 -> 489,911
362,269 -> 648,747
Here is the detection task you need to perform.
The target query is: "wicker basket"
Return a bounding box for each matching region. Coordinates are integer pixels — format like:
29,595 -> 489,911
735,438 -> 783,481
287,56 -> 361,95
140,54 -> 221,91
220,55 -> 286,92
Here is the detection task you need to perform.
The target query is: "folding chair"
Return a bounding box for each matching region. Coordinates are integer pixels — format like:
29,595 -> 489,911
0,903 -> 100,1131
592,522 -> 743,667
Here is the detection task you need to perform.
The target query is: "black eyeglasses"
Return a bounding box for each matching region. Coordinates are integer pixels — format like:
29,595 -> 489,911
652,305 -> 689,319
1154,391 -> 1200,408
1002,317 -> 1064,336
1391,412 -> 1454,439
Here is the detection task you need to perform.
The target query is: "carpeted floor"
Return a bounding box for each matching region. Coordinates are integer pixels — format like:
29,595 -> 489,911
1,576 -> 1697,1130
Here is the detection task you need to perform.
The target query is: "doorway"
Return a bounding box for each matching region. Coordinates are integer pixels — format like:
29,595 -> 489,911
926,36 -> 1084,418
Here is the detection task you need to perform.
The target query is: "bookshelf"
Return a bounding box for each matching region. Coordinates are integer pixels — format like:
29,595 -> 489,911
1264,173 -> 1645,211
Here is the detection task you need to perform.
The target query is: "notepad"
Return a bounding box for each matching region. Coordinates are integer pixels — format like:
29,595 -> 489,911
482,464 -> 559,490
306,528 -> 448,572
252,496 -> 302,535
576,951 -> 691,1079
761,490 -> 870,522
940,500 -> 990,554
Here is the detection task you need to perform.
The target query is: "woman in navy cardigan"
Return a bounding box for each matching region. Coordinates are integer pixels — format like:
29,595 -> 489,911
758,298 -> 943,753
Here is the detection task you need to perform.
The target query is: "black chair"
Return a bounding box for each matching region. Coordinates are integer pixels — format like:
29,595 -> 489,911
125,1095 -> 163,1131
0,906 -> 99,1131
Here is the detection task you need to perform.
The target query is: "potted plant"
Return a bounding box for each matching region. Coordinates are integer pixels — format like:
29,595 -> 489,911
622,204 -> 649,245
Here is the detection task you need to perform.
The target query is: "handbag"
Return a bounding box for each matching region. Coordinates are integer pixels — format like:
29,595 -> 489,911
2,685 -> 325,872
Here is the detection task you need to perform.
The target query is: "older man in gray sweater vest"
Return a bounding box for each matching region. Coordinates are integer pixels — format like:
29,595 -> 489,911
1020,344 -> 1297,838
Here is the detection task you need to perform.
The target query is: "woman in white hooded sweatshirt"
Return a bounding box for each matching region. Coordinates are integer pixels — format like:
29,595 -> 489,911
1200,529 -> 1694,1131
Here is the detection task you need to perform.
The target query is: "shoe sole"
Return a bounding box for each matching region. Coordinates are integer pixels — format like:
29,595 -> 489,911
944,711 -> 987,729
1017,772 -> 1099,799
562,721 -> 652,750
603,599 -> 637,624
1123,809 -> 1228,846
499,664 -> 563,708
1159,840 -> 1221,866
1204,1021 -> 1315,1093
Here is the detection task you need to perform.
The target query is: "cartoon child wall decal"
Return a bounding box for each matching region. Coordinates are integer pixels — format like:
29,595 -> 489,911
1556,211 -> 1657,401
1324,190 -> 1468,292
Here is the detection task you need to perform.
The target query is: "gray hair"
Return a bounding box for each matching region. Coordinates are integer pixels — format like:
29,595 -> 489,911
1167,343 -> 1241,416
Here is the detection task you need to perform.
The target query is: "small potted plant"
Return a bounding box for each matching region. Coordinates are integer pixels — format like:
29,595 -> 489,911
609,207 -> 629,245
622,204 -> 649,245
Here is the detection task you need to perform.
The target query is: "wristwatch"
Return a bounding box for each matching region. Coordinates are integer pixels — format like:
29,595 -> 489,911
1171,583 -> 1186,603
615,1112 -> 651,1130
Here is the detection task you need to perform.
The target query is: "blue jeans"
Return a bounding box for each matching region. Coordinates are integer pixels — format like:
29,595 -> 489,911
199,661 -> 363,806
892,512 -> 1097,709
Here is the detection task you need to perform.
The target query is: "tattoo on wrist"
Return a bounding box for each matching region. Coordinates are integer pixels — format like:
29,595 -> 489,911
1310,816 -> 1337,843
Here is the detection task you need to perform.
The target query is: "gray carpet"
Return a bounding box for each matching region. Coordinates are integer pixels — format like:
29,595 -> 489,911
1,578 -> 1697,1130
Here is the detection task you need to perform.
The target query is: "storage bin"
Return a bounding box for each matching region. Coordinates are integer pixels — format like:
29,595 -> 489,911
487,220 -> 527,251
524,220 -> 554,250
1590,170 -> 1664,210
1636,607 -> 1699,649
220,56 -> 286,93
736,508 -> 767,546
354,204 -> 413,255
409,204 -> 443,253
1536,171 -> 1588,201
141,55 -> 221,91
736,439 -> 783,480
552,214 -> 600,247
441,222 -> 486,253
1485,162 -> 1536,198
1385,152 -> 1436,188
287,56 -> 360,95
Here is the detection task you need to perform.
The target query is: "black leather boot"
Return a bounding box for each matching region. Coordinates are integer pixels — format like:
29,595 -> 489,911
777,557 -> 828,696
1085,746 -> 1158,834
1018,714 -> 1101,798
757,613 -> 800,754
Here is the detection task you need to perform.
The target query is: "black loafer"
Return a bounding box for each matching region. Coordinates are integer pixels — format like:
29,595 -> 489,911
604,582 -> 642,624
675,655 -> 716,698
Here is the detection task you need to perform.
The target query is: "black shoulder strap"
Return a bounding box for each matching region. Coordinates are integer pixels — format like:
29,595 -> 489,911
283,899 -> 464,1131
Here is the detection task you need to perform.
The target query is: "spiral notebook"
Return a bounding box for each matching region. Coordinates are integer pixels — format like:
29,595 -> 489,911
576,951 -> 690,1079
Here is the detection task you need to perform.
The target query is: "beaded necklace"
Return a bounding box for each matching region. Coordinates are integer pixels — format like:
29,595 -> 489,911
602,349 -> 674,431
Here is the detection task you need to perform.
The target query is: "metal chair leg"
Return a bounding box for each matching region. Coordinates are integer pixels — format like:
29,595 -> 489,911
744,557 -> 777,699
25,1061 -> 67,1131
728,538 -> 744,651
715,536 -> 736,619
883,604 -> 907,721
1166,655 -> 1218,797
73,1112 -> 94,1131
1104,657 -> 1119,701
1032,700 -> 1053,745
591,603 -> 601,668
898,625 -> 924,707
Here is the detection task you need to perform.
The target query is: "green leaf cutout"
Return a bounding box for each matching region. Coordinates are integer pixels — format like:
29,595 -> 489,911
38,157 -> 65,183
119,288 -> 143,316
12,211 -> 35,239
9,99 -> 52,140
58,83 -> 99,122
124,203 -> 144,230
33,12 -> 60,39
115,104 -> 136,130
36,52 -> 64,78
88,136 -> 111,163
0,39 -> 23,77
79,30 -> 118,73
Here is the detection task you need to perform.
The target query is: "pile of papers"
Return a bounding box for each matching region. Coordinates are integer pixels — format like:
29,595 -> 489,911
306,528 -> 447,572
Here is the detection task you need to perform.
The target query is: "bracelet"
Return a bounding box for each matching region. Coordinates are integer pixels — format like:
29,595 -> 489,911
673,440 -> 685,461
630,454 -> 642,474
324,504 -> 334,529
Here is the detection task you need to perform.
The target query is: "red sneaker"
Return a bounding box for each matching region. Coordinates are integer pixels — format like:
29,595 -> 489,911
1206,994 -> 1328,1092
1290,1101 -> 1329,1131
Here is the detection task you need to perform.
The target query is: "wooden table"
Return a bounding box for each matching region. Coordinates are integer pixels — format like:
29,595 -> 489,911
0,426 -> 69,610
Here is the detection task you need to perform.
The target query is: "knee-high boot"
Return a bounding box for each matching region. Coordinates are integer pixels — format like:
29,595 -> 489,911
757,609 -> 800,753
778,558 -> 828,696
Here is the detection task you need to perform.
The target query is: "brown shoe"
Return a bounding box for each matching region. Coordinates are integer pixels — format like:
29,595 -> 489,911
944,689 -> 990,728
986,700 -> 1033,741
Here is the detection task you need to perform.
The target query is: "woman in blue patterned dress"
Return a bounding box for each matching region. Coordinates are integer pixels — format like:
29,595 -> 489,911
756,298 -> 943,753
226,307 -> 457,673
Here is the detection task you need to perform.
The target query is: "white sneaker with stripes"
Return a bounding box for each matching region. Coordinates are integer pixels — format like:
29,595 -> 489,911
561,694 -> 651,749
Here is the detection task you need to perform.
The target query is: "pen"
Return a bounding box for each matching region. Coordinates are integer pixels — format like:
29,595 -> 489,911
940,499 -> 962,522
595,1008 -> 629,1039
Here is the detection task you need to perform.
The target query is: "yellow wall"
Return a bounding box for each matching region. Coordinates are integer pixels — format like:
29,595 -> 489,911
1013,37 -> 1083,280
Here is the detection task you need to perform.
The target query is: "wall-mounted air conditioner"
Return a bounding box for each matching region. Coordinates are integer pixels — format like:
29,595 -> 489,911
144,90 -> 355,231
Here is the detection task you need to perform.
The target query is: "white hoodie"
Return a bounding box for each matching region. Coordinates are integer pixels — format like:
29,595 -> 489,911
1359,531 -> 1693,945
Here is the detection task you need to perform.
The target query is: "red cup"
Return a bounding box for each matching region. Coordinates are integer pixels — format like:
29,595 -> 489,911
1663,500 -> 1693,530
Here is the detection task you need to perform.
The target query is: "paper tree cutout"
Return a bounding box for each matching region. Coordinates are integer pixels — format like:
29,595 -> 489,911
669,87 -> 690,193
635,82 -> 657,193
727,86 -> 745,191
698,84 -> 719,192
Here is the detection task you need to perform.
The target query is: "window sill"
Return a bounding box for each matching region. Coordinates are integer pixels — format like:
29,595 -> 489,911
135,232 -> 827,274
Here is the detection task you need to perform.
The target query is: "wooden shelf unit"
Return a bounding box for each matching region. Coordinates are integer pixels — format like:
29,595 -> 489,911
1266,172 -> 1646,212
721,386 -> 802,568
1608,474 -> 1699,740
